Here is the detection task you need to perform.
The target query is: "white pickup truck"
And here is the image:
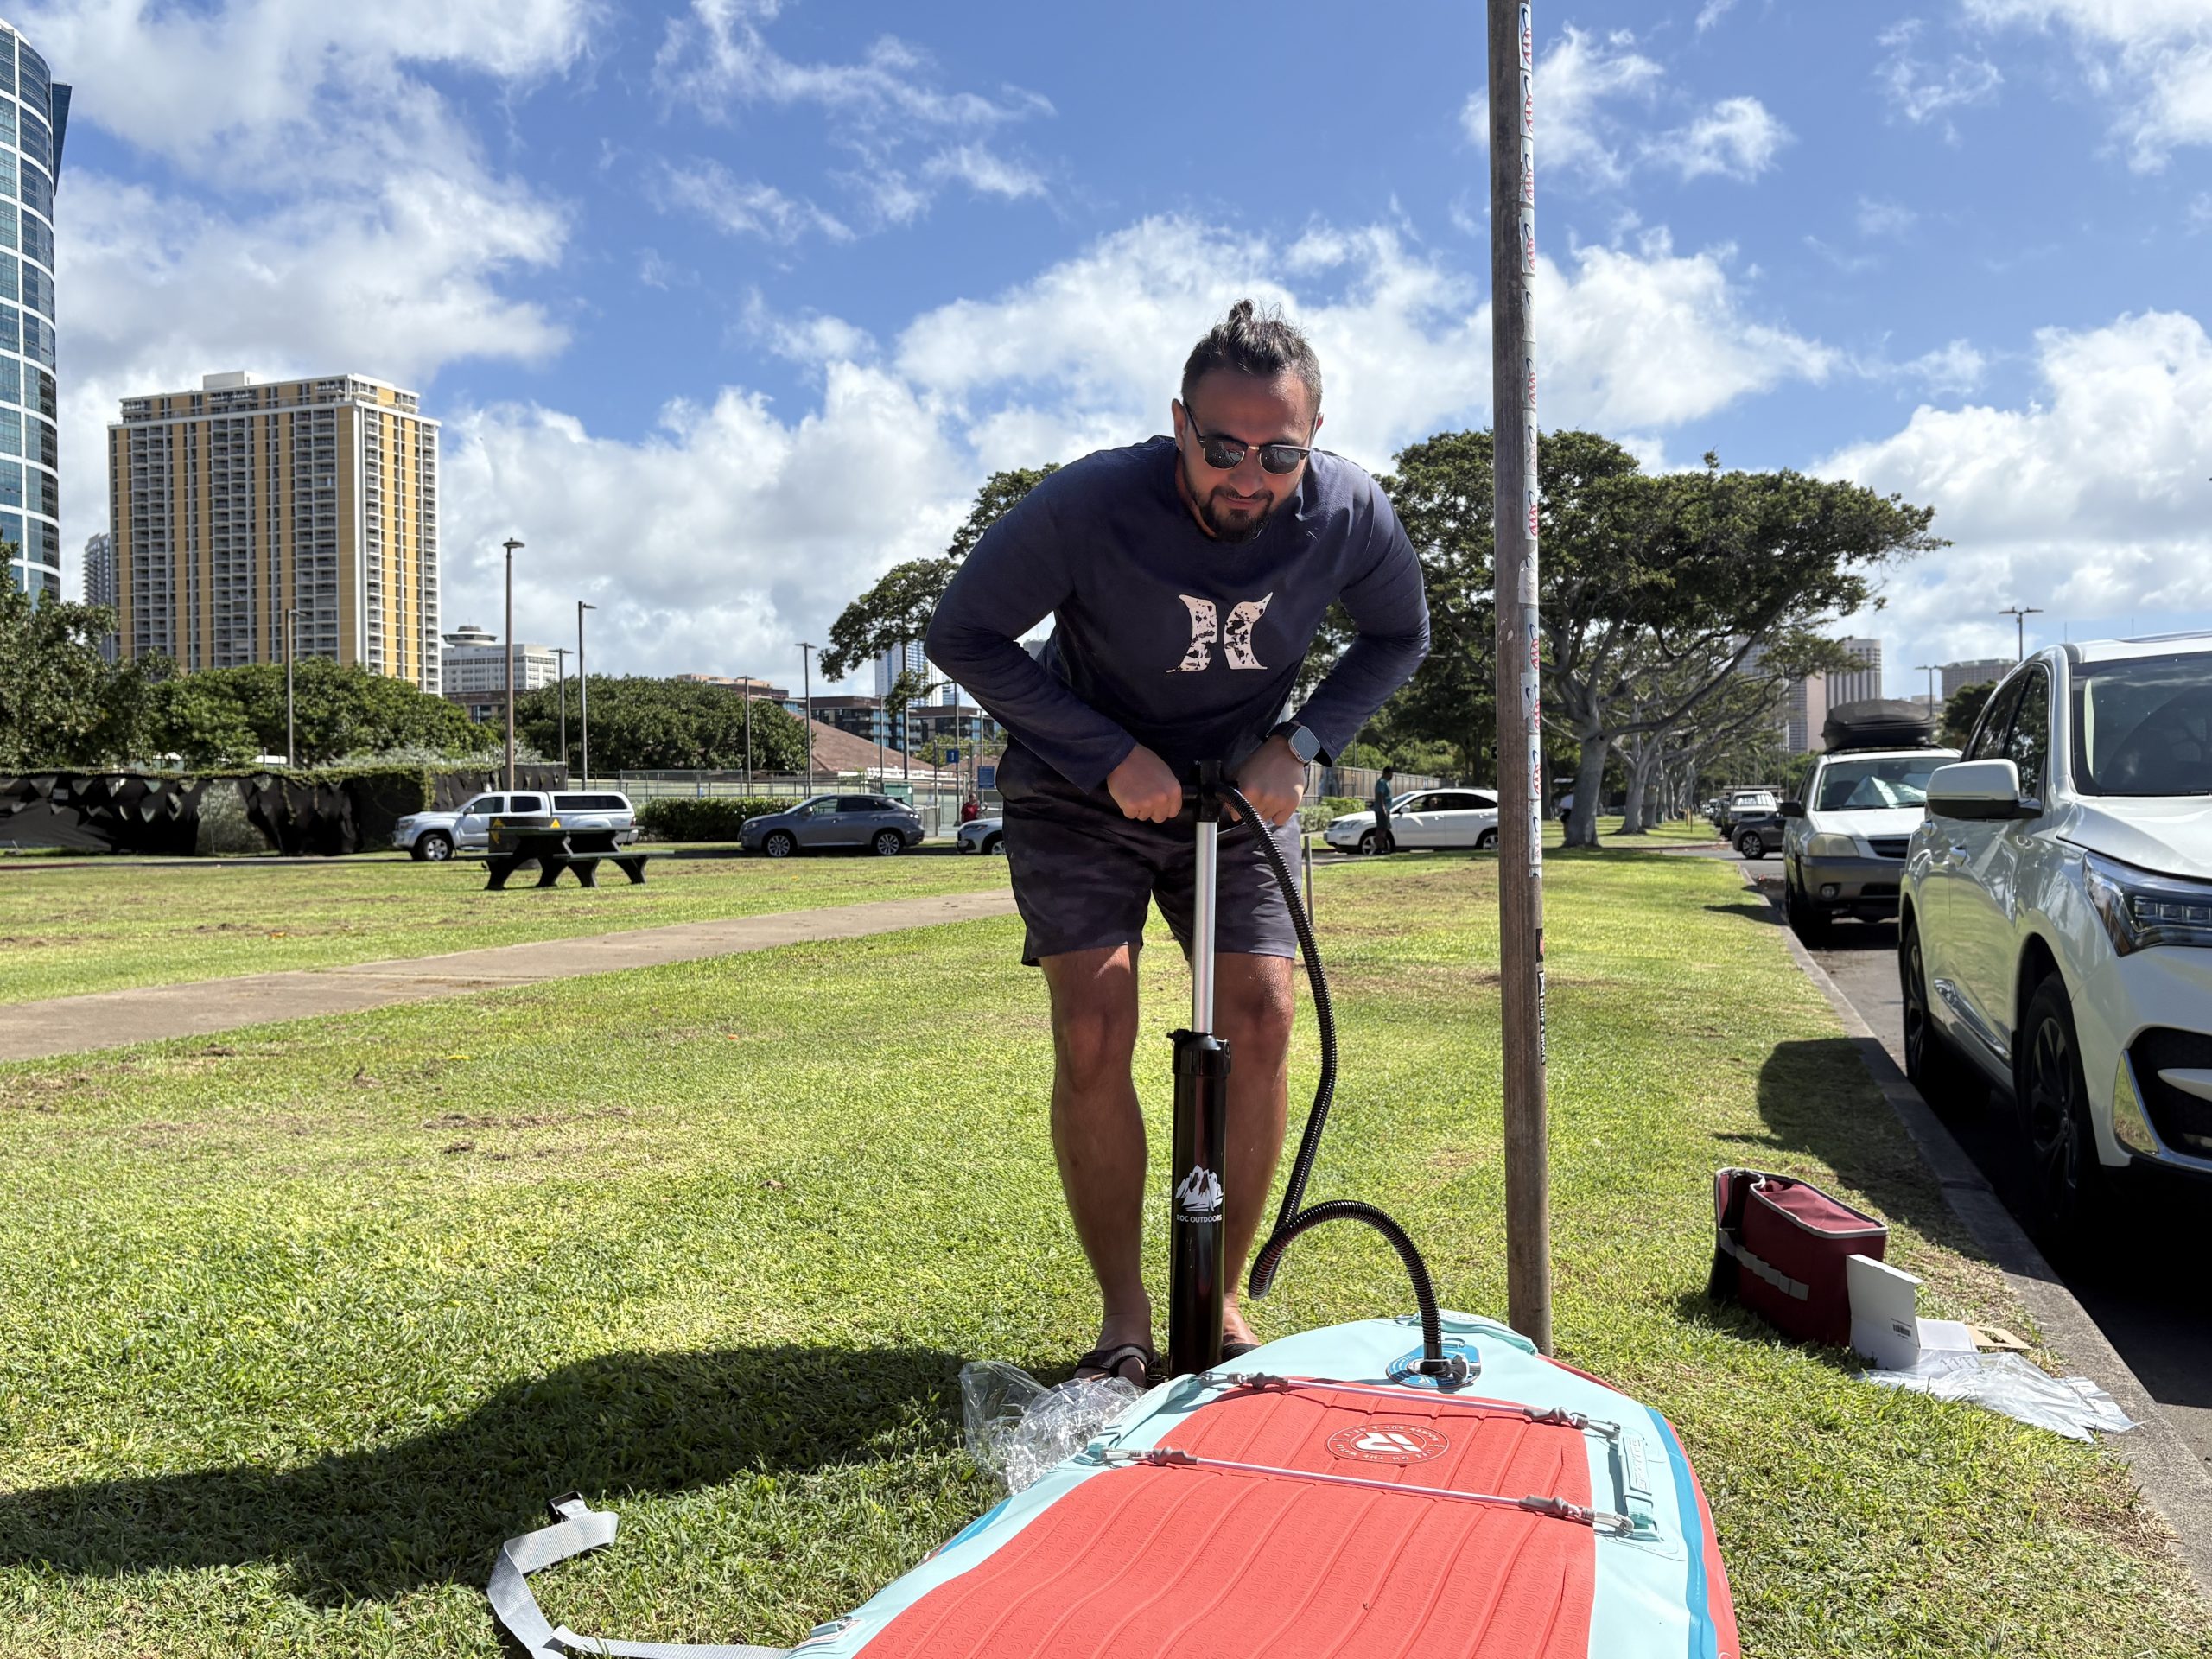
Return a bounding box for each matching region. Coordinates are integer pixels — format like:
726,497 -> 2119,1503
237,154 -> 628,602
392,790 -> 637,861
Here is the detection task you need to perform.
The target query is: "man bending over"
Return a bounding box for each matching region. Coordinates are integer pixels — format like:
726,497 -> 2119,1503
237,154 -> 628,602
925,301 -> 1428,1385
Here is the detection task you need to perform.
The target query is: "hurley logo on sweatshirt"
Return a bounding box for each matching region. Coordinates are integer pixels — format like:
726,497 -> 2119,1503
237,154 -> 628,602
1174,593 -> 1273,671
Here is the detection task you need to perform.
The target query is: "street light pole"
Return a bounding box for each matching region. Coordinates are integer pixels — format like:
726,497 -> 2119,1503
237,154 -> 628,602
502,537 -> 523,790
577,601 -> 596,785
1999,605 -> 2043,662
797,642 -> 816,783
743,684 -> 753,789
554,646 -> 570,780
1912,662 -> 1937,705
1489,0 -> 1551,1355
284,606 -> 297,766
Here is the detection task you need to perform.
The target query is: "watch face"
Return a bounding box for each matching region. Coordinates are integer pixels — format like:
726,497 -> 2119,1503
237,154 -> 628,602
1287,726 -> 1320,763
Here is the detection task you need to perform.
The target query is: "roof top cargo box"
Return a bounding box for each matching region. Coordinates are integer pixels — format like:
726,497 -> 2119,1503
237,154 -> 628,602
1822,698 -> 1937,753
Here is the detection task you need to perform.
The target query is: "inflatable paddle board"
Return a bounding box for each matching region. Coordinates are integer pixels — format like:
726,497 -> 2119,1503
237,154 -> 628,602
494,1313 -> 1739,1659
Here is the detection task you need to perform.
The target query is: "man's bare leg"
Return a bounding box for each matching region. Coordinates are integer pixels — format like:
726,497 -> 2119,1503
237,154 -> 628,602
1212,952 -> 1296,1350
1040,944 -> 1151,1382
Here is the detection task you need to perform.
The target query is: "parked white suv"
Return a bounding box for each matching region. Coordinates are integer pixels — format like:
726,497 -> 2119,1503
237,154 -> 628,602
1781,745 -> 1958,941
392,791 -> 637,861
1899,633 -> 2212,1233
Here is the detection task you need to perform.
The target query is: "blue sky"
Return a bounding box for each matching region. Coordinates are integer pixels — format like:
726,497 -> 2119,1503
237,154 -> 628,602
35,0 -> 2212,690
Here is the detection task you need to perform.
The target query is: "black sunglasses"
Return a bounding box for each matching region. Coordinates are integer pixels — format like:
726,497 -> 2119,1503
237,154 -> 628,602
1179,404 -> 1313,475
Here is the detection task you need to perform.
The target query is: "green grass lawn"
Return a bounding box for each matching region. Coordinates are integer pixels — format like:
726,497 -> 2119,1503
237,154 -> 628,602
0,849 -> 2201,1656
0,849 -> 1010,1004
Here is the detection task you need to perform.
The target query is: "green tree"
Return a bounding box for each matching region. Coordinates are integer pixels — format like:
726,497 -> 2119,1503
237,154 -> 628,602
512,676 -> 809,774
817,466 -> 1058,683
1942,680 -> 1997,748
142,672 -> 262,767
1372,431 -> 1941,847
0,582 -> 149,769
134,659 -> 493,766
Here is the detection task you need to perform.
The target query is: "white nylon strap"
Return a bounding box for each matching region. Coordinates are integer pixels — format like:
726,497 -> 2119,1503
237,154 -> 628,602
488,1495 -> 791,1659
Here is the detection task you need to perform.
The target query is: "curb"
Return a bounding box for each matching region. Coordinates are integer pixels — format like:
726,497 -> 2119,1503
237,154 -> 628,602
1752,875 -> 2212,1599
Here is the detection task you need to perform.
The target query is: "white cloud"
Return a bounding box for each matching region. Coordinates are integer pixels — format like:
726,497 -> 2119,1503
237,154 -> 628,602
1517,27 -> 1665,185
1696,0 -> 1742,33
1965,0 -> 2212,168
1821,310 -> 2212,659
1902,339 -> 1989,394
653,158 -> 851,244
922,143 -> 1046,202
1877,20 -> 2004,133
442,368 -> 969,685
652,0 -> 1052,227
1856,195 -> 1919,237
2190,192 -> 2212,232
16,0 -> 596,174
1661,95 -> 1792,180
435,214 -> 1837,682
1464,29 -> 1787,188
1541,232 -> 1836,429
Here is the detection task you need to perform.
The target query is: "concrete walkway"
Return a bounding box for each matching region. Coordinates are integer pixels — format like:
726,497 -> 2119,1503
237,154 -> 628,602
0,890 -> 1019,1061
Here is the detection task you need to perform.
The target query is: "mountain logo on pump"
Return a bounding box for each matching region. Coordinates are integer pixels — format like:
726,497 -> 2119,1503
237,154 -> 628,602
1326,1422 -> 1449,1465
1173,1164 -> 1224,1221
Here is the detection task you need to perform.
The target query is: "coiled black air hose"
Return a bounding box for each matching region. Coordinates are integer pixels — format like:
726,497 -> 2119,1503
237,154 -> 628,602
1221,784 -> 1460,1379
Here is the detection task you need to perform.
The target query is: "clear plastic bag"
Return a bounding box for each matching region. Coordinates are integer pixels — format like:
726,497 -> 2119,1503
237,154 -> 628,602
1862,1350 -> 2138,1441
959,1360 -> 1142,1494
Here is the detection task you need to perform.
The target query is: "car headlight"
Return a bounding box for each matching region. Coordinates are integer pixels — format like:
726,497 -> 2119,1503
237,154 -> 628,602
1808,832 -> 1859,859
2083,851 -> 2212,956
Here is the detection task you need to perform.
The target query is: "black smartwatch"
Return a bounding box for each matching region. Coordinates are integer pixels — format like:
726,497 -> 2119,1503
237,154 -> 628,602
1271,721 -> 1324,766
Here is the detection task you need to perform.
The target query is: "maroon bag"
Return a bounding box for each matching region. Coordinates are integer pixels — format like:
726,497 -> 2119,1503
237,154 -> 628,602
1708,1168 -> 1887,1345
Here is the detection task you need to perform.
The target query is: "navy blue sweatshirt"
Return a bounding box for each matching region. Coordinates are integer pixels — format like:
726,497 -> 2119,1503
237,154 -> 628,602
924,437 -> 1430,790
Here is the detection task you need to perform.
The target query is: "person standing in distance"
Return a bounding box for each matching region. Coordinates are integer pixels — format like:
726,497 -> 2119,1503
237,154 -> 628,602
925,301 -> 1430,1386
1372,765 -> 1397,855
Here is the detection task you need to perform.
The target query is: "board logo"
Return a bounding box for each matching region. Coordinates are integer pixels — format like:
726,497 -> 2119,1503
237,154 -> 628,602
1325,1423 -> 1448,1465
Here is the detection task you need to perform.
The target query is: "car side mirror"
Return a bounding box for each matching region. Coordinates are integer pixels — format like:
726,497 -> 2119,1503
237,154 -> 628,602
1927,760 -> 2040,821
1779,801 -> 1805,819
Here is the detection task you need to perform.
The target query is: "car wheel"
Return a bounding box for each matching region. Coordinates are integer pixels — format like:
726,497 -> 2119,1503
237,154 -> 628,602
872,830 -> 905,857
1476,828 -> 1498,850
1736,830 -> 1764,859
1358,830 -> 1380,855
1785,875 -> 1831,944
2017,974 -> 2103,1243
1899,920 -> 1980,1114
982,833 -> 1004,855
763,830 -> 797,860
417,830 -> 454,862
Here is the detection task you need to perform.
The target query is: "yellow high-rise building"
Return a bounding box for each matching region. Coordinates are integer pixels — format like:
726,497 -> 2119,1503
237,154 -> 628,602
108,372 -> 441,690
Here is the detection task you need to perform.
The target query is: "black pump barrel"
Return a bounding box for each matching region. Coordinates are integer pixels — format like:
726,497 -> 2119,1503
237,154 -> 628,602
1166,1028 -> 1230,1377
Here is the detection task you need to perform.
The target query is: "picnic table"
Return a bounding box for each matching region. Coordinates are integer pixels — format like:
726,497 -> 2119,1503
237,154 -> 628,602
481,816 -> 654,891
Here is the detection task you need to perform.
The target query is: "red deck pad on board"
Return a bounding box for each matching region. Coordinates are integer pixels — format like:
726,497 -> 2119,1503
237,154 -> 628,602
862,1385 -> 1597,1659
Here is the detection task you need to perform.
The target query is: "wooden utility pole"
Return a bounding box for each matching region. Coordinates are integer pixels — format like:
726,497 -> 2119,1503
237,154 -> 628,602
1489,0 -> 1552,1354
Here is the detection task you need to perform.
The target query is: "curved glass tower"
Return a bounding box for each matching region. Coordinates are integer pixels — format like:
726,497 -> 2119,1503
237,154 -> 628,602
0,19 -> 62,601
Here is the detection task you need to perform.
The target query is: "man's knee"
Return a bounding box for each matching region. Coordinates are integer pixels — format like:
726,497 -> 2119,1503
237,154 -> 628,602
1217,963 -> 1295,1054
1054,1006 -> 1137,1079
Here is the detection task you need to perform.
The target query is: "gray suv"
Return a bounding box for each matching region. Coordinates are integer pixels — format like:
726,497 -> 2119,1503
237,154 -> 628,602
739,794 -> 925,858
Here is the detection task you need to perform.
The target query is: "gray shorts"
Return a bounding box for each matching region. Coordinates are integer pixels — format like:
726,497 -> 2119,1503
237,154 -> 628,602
995,743 -> 1302,966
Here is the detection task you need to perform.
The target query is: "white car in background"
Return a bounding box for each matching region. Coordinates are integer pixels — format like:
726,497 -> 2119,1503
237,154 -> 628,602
392,790 -> 637,861
1323,787 -> 1500,855
1780,745 -> 1958,940
1899,632 -> 2212,1235
957,816 -> 1005,855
